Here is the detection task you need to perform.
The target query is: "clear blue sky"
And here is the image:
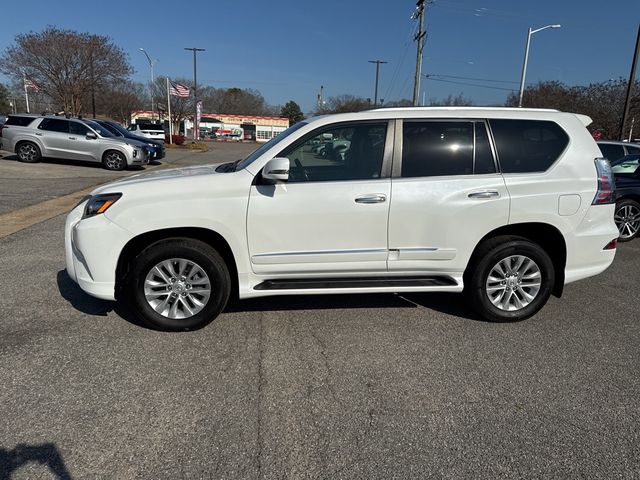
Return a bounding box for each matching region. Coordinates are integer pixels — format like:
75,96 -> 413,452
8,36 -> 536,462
1,0 -> 638,113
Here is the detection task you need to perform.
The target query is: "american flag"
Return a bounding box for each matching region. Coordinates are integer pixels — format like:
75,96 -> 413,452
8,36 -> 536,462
170,81 -> 190,97
24,78 -> 40,92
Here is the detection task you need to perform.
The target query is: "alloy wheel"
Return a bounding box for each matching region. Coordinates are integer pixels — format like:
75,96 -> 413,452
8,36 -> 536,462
615,204 -> 640,240
144,258 -> 212,319
485,255 -> 542,311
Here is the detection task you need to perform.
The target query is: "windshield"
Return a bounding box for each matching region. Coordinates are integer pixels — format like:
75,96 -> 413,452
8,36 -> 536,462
235,122 -> 308,171
84,120 -> 114,137
105,121 -> 129,136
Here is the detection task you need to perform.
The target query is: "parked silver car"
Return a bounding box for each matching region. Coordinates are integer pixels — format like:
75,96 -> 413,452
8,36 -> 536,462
0,115 -> 150,170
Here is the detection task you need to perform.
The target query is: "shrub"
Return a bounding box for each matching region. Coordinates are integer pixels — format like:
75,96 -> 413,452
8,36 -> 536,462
165,134 -> 185,145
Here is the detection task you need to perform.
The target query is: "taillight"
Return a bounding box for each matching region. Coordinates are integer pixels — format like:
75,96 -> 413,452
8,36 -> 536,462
592,158 -> 615,205
603,238 -> 617,250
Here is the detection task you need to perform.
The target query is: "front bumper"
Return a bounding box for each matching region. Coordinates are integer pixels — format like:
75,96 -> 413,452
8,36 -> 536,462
65,203 -> 132,300
128,148 -> 150,166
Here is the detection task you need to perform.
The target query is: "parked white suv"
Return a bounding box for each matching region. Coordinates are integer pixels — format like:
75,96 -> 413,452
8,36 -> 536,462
1,115 -> 150,170
127,122 -> 166,143
65,107 -> 618,330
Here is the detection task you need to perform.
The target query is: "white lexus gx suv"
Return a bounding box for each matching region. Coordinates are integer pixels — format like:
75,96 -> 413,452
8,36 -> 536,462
64,108 -> 619,330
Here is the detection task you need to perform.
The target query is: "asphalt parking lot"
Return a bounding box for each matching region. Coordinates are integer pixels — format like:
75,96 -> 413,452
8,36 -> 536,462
0,144 -> 639,479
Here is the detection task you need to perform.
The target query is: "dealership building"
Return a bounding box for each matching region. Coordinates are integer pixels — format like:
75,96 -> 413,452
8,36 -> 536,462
130,111 -> 289,142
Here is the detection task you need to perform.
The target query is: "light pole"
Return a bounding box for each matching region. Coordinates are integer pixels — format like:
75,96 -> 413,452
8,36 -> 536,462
518,24 -> 561,107
368,60 -> 387,107
139,48 -> 158,118
184,47 -> 205,140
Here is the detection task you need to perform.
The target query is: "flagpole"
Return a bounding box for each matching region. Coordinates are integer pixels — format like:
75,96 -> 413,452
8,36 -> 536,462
23,74 -> 30,113
166,77 -> 173,145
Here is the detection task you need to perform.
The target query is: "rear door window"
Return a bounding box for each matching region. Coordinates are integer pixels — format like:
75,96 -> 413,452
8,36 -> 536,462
489,119 -> 569,173
624,144 -> 640,156
401,121 -> 496,177
38,118 -> 69,133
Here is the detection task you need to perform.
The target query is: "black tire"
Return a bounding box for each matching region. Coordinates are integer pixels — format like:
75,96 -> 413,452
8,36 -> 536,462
16,141 -> 41,163
464,235 -> 555,322
102,150 -> 127,171
128,238 -> 230,331
614,199 -> 640,242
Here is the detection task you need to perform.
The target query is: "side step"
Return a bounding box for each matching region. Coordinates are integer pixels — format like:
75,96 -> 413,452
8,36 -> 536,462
254,276 -> 457,291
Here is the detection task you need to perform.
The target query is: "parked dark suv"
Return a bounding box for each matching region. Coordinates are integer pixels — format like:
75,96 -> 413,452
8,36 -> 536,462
95,120 -> 165,161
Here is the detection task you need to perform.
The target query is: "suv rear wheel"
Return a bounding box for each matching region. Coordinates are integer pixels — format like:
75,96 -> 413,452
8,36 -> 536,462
465,236 -> 554,322
128,238 -> 230,331
17,142 -> 41,163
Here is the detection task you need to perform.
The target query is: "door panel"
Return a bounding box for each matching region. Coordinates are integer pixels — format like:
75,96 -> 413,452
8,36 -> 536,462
388,120 -> 510,273
37,118 -> 70,158
248,180 -> 391,275
388,174 -> 509,272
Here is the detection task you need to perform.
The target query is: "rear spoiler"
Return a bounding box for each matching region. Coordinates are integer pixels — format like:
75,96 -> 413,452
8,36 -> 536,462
574,114 -> 592,127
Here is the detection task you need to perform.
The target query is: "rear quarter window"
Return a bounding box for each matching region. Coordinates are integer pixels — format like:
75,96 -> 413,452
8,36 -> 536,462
5,116 -> 37,127
489,119 -> 569,173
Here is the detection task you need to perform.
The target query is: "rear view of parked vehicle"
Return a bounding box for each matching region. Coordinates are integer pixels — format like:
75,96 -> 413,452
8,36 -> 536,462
127,122 -> 166,143
65,107 -> 619,331
0,114 -> 149,170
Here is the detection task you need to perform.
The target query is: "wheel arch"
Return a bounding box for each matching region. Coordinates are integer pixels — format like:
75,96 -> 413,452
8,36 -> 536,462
466,222 -> 567,297
115,227 -> 239,300
616,194 -> 640,204
15,138 -> 43,154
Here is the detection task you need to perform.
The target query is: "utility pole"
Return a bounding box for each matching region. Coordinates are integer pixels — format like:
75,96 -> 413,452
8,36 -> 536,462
620,24 -> 640,141
368,60 -> 387,107
412,0 -> 426,106
185,47 -> 205,140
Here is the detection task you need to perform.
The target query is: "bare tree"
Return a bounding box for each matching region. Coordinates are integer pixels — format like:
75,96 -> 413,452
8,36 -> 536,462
93,81 -> 146,124
428,94 -> 473,106
316,94 -> 371,114
0,82 -> 13,114
506,79 -> 640,140
0,27 -> 133,115
200,87 -> 274,116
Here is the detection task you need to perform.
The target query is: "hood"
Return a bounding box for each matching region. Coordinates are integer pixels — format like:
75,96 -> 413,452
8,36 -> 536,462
103,136 -> 147,148
91,164 -> 222,193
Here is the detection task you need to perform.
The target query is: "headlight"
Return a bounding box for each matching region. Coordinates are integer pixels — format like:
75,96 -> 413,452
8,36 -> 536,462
82,193 -> 122,219
147,143 -> 155,147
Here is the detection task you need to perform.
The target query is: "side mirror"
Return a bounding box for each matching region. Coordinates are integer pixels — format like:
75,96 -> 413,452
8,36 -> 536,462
262,157 -> 290,182
86,132 -> 97,140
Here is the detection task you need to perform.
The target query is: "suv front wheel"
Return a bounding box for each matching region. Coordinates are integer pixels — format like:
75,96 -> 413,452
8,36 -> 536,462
128,238 -> 231,331
465,236 -> 555,322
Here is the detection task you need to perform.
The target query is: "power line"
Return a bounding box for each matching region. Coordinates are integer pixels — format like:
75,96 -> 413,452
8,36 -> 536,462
427,73 -> 520,84
424,76 -> 516,91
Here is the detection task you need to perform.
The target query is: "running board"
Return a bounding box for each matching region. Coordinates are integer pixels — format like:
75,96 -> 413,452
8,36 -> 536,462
253,276 -> 458,291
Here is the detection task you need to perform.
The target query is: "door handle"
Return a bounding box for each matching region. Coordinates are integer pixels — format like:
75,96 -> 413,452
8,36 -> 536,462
68,137 -> 77,140
35,133 -> 42,136
355,194 -> 387,204
468,190 -> 499,199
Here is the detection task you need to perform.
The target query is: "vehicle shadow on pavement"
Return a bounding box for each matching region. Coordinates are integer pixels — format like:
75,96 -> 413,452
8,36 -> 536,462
56,270 -> 148,329
0,154 -> 146,171
57,269 -> 482,326
225,292 -> 483,321
0,443 -> 72,480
